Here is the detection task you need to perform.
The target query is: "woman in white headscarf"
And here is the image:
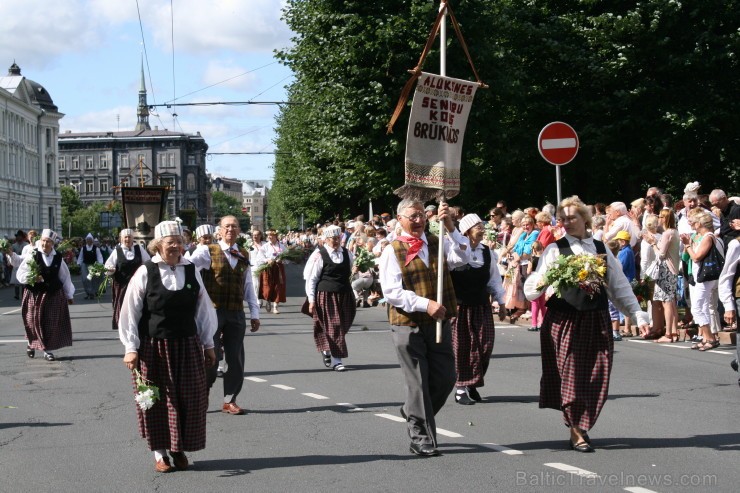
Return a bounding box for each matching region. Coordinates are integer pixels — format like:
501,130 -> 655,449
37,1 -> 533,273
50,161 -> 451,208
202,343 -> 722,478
105,228 -> 151,331
17,229 -> 75,361
118,221 -> 217,473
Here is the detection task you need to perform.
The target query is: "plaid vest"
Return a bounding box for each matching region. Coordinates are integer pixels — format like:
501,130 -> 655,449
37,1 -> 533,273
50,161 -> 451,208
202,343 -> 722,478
200,244 -> 249,311
388,235 -> 457,326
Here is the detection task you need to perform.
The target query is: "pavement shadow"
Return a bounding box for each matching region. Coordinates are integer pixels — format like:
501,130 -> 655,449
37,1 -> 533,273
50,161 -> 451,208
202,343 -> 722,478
240,401 -> 405,415
0,422 -> 72,430
483,392 -> 659,404
491,352 -> 541,359
193,452 -> 414,476
244,363 -> 398,377
505,432 -> 740,452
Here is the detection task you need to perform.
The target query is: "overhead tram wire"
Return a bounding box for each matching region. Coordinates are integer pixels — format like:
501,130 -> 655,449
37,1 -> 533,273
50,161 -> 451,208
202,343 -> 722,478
135,0 -> 167,130
169,0 -> 178,129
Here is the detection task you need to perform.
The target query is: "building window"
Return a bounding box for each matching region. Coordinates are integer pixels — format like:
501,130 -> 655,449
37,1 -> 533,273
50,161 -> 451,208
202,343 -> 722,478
120,154 -> 129,168
120,178 -> 129,187
86,156 -> 94,169
58,157 -> 66,171
188,155 -> 195,165
137,154 -> 145,167
100,179 -> 108,192
46,162 -> 53,185
160,177 -> 175,190
70,180 -> 80,191
85,180 -> 94,192
186,173 -> 195,191
48,206 -> 55,229
46,128 -> 52,147
72,158 -> 79,170
100,155 -> 108,169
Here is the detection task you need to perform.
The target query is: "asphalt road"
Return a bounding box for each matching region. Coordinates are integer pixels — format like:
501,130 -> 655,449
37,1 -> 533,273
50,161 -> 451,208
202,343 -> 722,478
1,263 -> 739,493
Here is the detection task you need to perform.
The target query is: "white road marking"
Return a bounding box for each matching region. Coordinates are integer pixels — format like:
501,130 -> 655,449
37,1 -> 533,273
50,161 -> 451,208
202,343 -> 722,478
628,340 -> 653,344
624,488 -> 660,493
481,442 -> 523,455
436,428 -> 463,438
245,377 -> 267,382
302,393 -> 328,400
1,308 -> 21,315
709,350 -> 734,355
665,345 -> 690,349
541,138 -> 577,150
271,384 -> 295,390
544,463 -> 598,478
0,339 -> 28,344
375,413 -> 406,423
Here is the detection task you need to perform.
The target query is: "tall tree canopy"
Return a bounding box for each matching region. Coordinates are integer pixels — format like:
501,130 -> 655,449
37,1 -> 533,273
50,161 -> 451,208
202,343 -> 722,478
272,0 -> 738,228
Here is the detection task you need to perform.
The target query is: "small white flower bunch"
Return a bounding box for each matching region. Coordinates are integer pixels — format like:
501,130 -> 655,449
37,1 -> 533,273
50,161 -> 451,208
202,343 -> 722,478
133,369 -> 160,411
87,262 -> 106,280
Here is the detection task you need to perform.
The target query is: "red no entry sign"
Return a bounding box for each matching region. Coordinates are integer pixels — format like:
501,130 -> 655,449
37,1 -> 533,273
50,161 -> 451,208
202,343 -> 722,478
538,122 -> 579,165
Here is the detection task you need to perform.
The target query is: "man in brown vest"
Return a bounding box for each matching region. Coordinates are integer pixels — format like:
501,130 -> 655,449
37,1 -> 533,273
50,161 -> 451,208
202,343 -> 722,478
189,215 -> 260,415
378,199 -> 470,457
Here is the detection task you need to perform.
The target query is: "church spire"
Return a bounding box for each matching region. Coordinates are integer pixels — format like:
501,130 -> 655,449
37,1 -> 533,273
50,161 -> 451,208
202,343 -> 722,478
135,55 -> 151,131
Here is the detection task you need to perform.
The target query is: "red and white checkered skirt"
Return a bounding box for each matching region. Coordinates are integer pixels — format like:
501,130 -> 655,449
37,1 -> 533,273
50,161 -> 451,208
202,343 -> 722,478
451,304 -> 495,387
23,288 -> 73,351
539,307 -> 613,431
134,335 -> 208,452
111,278 -> 128,331
312,290 -> 356,358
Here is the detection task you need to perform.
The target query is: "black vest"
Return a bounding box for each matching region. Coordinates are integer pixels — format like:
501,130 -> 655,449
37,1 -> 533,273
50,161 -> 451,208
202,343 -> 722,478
114,245 -> 143,285
27,251 -> 63,294
137,261 -> 199,340
450,245 -> 491,306
546,238 -> 609,312
82,245 -> 98,265
316,246 -> 351,292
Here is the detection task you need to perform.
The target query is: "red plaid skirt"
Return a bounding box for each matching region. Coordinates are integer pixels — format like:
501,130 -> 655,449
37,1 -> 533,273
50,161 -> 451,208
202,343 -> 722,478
451,304 -> 495,387
23,288 -> 73,351
259,262 -> 286,303
134,335 -> 208,452
312,290 -> 356,358
539,307 -> 613,431
111,278 -> 128,331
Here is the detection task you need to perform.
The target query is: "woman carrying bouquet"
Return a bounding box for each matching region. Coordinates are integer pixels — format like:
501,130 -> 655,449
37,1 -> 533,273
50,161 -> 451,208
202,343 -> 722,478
17,229 -> 75,361
524,196 -> 649,453
77,233 -> 104,299
305,225 -> 356,371
118,221 -> 217,472
104,228 -> 150,331
258,229 -> 287,314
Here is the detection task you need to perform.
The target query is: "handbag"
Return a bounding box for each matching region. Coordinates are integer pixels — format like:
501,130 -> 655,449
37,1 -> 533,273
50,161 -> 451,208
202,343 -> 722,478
644,259 -> 660,280
695,235 -> 724,283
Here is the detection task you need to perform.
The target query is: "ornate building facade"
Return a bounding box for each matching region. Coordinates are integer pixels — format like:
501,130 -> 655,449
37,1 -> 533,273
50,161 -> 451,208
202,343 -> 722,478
0,63 -> 63,238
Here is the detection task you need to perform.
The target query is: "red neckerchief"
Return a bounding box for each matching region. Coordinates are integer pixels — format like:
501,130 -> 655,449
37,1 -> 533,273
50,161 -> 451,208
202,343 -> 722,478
396,235 -> 426,266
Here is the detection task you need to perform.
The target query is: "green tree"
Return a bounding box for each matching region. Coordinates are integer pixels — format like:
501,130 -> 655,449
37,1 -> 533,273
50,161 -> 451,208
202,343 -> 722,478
273,0 -> 739,216
212,191 -> 250,230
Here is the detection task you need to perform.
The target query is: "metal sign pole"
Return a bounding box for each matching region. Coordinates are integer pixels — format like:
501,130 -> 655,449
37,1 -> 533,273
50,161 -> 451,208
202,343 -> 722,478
556,165 -> 562,205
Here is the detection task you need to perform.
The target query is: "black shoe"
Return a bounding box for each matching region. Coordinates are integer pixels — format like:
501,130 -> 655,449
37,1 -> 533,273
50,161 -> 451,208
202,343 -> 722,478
528,326 -> 539,332
216,368 -> 224,378
322,352 -> 332,368
455,390 -> 475,405
26,346 -> 35,358
467,387 -> 482,402
569,439 -> 594,453
409,442 -> 439,457
731,359 -> 738,372
44,353 -> 55,361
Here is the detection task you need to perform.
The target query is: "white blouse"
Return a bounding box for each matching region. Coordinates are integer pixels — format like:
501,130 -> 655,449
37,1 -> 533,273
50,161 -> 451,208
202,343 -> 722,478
118,254 -> 217,354
524,234 -> 649,326
16,249 -> 75,300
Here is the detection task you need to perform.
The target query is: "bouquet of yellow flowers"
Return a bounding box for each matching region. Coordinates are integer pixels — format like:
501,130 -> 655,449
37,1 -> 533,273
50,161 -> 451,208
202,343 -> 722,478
538,253 -> 607,299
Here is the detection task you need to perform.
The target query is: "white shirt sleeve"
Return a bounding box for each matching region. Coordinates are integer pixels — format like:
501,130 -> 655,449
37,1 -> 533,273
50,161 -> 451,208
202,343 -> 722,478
719,240 -> 739,311
305,250 -> 324,303
104,248 -> 118,272
486,249 -> 506,305
187,245 -> 212,271
242,266 -> 260,319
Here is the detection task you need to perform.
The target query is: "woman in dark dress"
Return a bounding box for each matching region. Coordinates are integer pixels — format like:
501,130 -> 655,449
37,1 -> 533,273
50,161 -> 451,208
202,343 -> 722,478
105,228 -> 150,330
118,221 -> 217,472
524,196 -> 650,453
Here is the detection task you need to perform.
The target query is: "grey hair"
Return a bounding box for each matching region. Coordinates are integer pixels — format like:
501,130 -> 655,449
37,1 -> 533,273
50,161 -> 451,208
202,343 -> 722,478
542,203 -> 556,216
396,199 -> 423,216
609,202 -> 628,215
683,191 -> 698,201
147,234 -> 184,256
709,189 -> 726,201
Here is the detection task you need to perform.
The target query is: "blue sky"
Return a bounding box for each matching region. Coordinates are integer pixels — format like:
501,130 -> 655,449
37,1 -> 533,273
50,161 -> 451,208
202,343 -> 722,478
0,0 -> 294,182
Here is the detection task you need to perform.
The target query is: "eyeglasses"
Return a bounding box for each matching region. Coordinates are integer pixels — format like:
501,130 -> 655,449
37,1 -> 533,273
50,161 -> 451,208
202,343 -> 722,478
400,212 -> 426,222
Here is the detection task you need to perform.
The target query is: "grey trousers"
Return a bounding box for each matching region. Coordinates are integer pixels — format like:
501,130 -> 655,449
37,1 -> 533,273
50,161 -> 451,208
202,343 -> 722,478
391,320 -> 456,447
206,308 -> 247,404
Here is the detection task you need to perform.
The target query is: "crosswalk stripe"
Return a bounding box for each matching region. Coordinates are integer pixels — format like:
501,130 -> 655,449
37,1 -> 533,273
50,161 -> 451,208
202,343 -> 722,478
271,384 -> 295,390
544,462 -> 598,478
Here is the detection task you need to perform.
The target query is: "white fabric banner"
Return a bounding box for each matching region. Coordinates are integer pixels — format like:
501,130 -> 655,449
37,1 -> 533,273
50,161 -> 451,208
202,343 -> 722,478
403,72 -> 478,200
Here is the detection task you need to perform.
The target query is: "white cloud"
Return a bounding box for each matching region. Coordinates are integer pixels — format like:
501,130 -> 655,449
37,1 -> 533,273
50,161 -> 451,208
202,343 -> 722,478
143,0 -> 292,54
60,106 -> 136,133
201,60 -> 260,92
